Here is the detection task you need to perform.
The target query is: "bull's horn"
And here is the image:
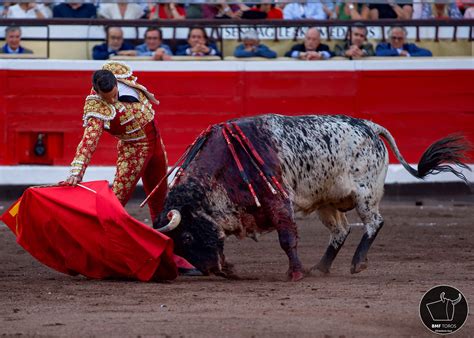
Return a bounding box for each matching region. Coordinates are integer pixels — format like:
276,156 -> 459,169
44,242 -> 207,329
156,210 -> 181,233
451,293 -> 462,306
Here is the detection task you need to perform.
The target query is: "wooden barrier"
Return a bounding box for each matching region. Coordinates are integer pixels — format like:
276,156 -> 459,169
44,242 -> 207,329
0,58 -> 472,168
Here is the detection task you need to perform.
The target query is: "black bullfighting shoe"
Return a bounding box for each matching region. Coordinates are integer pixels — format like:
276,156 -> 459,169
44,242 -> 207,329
178,267 -> 203,277
173,254 -> 203,276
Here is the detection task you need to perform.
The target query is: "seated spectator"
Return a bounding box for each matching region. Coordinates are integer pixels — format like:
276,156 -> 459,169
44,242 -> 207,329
335,2 -> 369,20
135,27 -> 172,61
203,3 -> 248,19
420,3 -> 463,18
465,6 -> 474,18
283,1 -> 335,20
175,27 -> 220,57
6,2 -> 52,18
92,27 -> 135,60
411,0 -> 424,19
53,3 -> 97,18
369,0 -> 413,19
234,30 -> 277,59
285,27 -> 333,60
335,23 -> 374,59
185,4 -> 203,19
376,26 -> 432,57
244,2 -> 283,19
1,26 -> 33,54
149,3 -> 185,19
98,2 -> 144,19
1,3 -> 9,18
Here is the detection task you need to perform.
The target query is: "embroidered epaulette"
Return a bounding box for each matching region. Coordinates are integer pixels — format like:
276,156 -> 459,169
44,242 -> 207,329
82,95 -> 120,129
102,61 -> 133,79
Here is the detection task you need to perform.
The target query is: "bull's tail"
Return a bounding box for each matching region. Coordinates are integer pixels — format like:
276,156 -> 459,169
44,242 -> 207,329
367,121 -> 472,183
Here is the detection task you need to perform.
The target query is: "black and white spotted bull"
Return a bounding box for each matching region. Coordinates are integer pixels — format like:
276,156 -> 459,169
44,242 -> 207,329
153,114 -> 470,281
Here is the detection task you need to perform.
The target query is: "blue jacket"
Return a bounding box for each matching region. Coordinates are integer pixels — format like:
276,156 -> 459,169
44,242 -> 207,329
92,42 -> 135,60
375,43 -> 432,57
234,44 -> 277,59
175,43 -> 220,57
1,44 -> 33,54
284,43 -> 334,59
135,43 -> 173,56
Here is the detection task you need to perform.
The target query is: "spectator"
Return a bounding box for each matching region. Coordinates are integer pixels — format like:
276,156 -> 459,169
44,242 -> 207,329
285,27 -> 333,60
1,26 -> 33,54
1,3 -> 10,18
334,2 -> 369,20
283,1 -> 335,20
134,0 -> 150,14
185,4 -> 204,19
420,3 -> 463,19
412,1 -> 420,18
234,30 -> 277,59
243,2 -> 283,19
202,4 -> 220,18
335,23 -> 374,59
53,3 -> 97,18
98,2 -> 144,20
6,2 -> 52,18
465,6 -> 474,18
376,26 -> 432,57
149,3 -> 185,19
135,27 -> 172,61
175,27 -> 220,57
457,0 -> 471,13
412,0 -> 427,19
369,0 -> 413,19
203,3 -> 248,19
92,27 -> 135,60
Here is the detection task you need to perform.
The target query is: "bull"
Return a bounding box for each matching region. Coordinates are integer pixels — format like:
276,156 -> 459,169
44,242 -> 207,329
153,114 -> 470,281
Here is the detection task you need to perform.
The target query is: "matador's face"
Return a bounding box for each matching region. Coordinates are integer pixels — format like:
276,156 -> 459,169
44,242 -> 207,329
98,85 -> 119,104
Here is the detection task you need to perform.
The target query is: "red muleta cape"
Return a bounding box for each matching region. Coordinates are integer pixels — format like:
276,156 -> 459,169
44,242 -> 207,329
1,180 -> 177,281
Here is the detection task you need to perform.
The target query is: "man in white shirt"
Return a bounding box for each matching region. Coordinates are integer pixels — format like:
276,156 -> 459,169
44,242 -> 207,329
6,2 -> 52,19
283,1 -> 334,20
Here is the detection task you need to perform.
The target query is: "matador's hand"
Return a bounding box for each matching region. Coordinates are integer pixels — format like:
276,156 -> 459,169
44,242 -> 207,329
64,175 -> 81,186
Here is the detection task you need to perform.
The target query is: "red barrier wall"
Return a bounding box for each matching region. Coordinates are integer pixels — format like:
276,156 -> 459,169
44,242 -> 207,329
1,64 -> 473,165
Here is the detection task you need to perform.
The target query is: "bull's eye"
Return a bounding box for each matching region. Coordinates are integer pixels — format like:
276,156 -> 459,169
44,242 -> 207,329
181,232 -> 194,245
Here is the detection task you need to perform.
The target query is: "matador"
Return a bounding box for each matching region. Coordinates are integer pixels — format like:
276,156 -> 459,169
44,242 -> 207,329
66,61 -> 167,222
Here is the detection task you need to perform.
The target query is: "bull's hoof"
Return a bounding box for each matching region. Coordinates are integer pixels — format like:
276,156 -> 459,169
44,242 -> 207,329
213,269 -> 241,280
350,260 -> 368,274
287,270 -> 304,282
221,263 -> 239,279
313,262 -> 330,275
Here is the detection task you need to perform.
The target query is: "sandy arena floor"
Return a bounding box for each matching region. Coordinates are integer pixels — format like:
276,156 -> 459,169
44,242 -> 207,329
0,194 -> 473,337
